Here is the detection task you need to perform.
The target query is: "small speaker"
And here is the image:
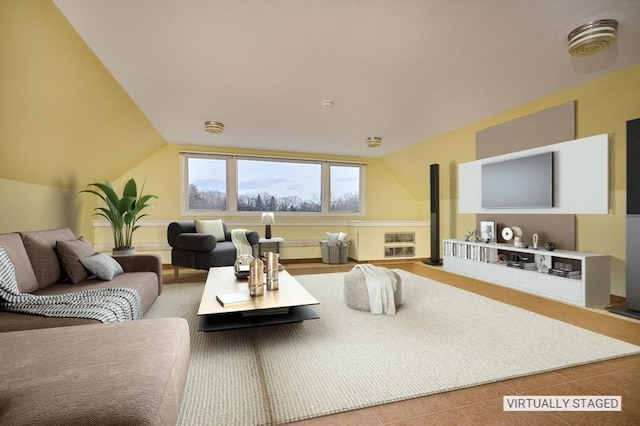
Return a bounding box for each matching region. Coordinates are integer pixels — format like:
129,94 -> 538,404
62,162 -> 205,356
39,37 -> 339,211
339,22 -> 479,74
424,164 -> 442,265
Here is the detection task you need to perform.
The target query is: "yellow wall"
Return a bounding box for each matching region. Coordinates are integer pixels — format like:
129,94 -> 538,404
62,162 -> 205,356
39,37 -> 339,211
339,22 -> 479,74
0,178 -> 82,232
0,0 -> 166,190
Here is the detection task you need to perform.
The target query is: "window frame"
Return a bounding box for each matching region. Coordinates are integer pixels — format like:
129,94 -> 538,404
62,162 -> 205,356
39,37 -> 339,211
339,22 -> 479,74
180,152 -> 366,217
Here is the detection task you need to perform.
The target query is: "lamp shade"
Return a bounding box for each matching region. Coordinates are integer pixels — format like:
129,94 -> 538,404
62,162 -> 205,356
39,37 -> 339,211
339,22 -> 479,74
261,212 -> 275,225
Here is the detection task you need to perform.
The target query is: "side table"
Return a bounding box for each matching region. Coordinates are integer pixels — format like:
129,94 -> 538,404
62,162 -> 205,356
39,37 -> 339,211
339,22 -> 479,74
255,237 -> 284,258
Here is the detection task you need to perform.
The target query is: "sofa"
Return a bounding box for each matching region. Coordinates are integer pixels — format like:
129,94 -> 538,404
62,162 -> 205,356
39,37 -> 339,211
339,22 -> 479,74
0,228 -> 191,425
167,220 -> 259,276
0,227 -> 162,332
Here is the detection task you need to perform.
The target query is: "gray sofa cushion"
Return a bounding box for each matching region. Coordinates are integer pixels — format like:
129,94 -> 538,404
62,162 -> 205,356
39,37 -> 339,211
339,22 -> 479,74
0,318 -> 191,426
0,271 -> 161,332
36,272 -> 160,314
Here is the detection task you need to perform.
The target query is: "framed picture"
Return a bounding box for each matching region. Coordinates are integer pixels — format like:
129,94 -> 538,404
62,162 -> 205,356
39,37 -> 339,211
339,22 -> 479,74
480,221 -> 496,243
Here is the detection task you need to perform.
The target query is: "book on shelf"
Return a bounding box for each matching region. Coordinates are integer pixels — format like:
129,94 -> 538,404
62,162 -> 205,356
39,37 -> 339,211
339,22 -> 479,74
548,269 -> 582,279
216,292 -> 251,307
506,261 -> 536,270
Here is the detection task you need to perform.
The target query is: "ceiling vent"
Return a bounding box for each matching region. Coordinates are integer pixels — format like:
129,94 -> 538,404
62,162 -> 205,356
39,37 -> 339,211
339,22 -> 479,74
204,121 -> 224,134
365,136 -> 382,148
568,19 -> 618,56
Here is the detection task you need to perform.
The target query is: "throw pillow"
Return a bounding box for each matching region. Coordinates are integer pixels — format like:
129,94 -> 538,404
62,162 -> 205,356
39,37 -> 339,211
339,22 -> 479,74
195,219 -> 226,241
326,232 -> 340,241
20,228 -> 76,288
56,237 -> 95,284
80,253 -> 124,281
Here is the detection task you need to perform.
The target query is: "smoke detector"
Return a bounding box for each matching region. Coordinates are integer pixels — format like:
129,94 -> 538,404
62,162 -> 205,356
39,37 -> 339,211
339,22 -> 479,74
568,19 -> 618,56
204,121 -> 224,134
366,136 -> 382,148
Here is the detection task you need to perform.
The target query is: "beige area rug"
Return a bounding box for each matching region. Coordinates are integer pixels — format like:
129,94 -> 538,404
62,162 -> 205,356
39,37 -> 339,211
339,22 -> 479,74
145,270 -> 640,425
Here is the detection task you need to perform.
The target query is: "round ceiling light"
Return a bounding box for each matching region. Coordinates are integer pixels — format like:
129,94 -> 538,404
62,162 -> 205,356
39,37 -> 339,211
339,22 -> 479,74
204,121 -> 224,134
366,136 -> 382,148
568,19 -> 618,57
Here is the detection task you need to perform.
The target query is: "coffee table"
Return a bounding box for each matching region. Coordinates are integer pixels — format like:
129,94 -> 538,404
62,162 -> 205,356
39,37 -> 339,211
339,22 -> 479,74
197,266 -> 320,331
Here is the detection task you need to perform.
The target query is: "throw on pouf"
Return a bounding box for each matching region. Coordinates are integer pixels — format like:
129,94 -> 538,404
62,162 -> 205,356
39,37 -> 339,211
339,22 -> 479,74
344,265 -> 402,314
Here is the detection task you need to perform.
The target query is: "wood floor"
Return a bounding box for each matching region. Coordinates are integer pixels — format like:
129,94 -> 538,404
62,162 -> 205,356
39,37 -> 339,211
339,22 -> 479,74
166,262 -> 640,425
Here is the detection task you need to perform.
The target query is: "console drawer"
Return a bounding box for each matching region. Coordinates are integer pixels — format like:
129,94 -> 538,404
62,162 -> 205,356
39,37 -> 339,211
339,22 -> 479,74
520,271 -> 582,305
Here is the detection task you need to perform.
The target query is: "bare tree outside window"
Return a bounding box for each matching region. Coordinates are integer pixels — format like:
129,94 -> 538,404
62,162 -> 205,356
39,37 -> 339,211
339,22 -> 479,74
188,157 -> 227,210
238,159 -> 321,212
330,165 -> 360,212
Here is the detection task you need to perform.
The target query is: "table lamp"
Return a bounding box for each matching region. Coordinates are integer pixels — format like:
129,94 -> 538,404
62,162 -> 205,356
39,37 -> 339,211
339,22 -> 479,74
261,212 -> 275,239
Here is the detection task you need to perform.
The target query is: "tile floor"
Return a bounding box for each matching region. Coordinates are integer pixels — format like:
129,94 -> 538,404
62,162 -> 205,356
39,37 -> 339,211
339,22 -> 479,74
166,261 -> 640,425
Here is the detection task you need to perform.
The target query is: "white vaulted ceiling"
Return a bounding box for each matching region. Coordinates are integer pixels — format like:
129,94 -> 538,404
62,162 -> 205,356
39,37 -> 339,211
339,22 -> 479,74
53,0 -> 640,157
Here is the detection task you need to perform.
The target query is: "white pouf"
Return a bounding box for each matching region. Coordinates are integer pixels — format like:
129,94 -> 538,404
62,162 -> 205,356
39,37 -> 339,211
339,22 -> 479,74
343,266 -> 402,312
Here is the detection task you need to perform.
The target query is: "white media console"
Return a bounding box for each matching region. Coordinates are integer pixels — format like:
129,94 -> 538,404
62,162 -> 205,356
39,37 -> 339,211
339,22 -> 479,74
443,239 -> 610,307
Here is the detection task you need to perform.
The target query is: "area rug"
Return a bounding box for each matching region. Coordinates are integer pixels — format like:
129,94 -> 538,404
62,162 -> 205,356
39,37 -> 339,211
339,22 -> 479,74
145,270 -> 640,425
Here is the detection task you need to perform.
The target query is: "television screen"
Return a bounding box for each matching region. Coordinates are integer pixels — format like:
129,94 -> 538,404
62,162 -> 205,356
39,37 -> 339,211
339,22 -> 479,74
481,152 -> 554,208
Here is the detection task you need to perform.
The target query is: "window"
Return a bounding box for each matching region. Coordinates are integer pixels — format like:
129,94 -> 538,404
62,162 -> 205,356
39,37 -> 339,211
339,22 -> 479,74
181,152 -> 365,215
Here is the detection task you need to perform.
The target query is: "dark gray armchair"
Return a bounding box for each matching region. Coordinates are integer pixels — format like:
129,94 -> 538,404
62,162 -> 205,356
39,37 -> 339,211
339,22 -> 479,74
167,221 -> 259,277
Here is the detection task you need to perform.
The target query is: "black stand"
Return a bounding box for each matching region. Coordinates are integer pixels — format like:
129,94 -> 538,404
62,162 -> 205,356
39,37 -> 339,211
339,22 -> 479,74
424,163 -> 442,266
605,306 -> 640,320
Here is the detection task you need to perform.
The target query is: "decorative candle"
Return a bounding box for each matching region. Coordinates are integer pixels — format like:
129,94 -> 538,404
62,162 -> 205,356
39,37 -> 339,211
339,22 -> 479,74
265,251 -> 279,290
249,257 -> 264,296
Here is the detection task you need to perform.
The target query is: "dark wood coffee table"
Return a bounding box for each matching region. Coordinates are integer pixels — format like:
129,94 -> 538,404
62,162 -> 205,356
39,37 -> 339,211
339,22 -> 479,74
197,266 -> 319,331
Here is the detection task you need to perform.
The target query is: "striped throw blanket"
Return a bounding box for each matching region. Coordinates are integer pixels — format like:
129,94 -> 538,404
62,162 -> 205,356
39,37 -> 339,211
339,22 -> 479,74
0,246 -> 142,323
231,228 -> 253,257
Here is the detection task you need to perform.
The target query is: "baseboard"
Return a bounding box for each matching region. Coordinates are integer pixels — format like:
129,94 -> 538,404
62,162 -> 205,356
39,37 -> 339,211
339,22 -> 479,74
610,294 -> 626,305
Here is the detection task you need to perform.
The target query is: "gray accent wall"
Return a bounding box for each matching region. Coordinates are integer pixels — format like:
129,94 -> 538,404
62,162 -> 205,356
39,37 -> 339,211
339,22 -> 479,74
477,214 -> 575,251
476,101 -> 576,159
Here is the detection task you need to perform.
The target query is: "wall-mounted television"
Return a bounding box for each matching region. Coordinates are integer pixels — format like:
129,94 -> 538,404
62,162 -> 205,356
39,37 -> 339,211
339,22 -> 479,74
481,152 -> 554,209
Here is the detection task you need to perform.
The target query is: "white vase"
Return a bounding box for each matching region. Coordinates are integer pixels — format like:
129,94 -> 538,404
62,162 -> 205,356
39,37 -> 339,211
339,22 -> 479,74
113,247 -> 136,256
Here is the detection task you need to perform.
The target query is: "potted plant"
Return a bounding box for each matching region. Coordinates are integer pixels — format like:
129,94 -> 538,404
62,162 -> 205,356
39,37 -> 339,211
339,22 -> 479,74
81,178 -> 158,254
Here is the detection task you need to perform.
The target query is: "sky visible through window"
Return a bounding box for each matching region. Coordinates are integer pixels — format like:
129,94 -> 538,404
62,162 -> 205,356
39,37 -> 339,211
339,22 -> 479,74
188,158 -> 359,200
238,160 -> 321,199
330,165 -> 359,199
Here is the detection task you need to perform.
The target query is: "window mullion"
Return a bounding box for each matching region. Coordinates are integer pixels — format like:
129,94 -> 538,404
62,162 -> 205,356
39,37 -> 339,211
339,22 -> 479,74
322,163 -> 330,214
227,157 -> 238,212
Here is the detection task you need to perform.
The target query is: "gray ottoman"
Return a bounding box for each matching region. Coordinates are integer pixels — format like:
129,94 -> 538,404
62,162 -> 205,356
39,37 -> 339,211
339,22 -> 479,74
344,266 -> 402,312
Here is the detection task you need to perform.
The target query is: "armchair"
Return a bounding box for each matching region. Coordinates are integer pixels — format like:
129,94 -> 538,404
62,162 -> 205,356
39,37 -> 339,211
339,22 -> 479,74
167,221 -> 259,277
